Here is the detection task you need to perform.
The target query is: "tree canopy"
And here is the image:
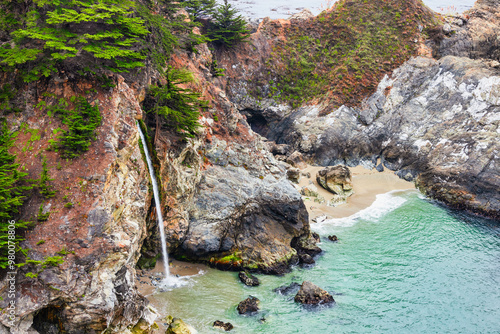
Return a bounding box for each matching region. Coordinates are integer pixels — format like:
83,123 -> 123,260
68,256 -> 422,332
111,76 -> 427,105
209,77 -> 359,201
208,0 -> 250,48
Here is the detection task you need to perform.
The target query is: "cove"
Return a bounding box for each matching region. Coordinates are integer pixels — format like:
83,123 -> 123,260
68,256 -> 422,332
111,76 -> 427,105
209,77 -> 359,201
148,190 -> 500,333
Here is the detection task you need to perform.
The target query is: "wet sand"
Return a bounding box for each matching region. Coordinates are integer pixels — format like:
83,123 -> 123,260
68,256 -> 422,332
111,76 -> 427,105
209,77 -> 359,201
298,165 -> 415,221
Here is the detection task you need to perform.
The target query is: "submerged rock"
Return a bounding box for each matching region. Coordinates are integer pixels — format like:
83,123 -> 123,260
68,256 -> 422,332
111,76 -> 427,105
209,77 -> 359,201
238,271 -> 260,286
294,281 -> 335,305
327,235 -> 338,242
273,282 -> 301,296
213,320 -> 233,331
237,296 -> 260,315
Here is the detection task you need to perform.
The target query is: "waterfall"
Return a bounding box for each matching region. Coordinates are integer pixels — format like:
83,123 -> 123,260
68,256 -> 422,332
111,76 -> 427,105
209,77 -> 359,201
137,122 -> 170,279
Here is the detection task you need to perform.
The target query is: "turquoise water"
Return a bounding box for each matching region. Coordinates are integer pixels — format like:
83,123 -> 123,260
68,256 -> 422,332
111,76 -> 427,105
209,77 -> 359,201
150,190 -> 500,333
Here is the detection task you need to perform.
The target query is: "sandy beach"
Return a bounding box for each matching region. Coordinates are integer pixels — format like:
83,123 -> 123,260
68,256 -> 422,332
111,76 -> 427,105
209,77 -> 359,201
298,164 -> 415,221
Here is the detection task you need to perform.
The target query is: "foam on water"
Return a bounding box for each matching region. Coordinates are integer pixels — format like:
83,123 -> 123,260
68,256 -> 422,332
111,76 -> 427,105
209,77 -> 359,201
313,190 -> 410,232
154,269 -> 206,292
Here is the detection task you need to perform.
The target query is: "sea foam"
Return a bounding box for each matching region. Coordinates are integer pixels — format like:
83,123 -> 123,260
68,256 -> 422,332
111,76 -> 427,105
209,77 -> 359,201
313,190 -> 410,232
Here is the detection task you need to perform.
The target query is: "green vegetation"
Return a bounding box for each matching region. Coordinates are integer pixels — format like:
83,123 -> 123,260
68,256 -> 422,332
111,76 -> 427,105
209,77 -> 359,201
0,0 -> 211,81
143,67 -> 206,138
39,155 -> 56,197
0,0 -> 149,81
262,0 -> 439,110
216,251 -> 242,263
37,204 -> 50,221
0,84 -> 20,114
181,0 -> 217,20
0,120 -> 33,269
24,254 -> 65,278
137,0 -> 206,72
45,96 -> 101,158
208,0 -> 250,48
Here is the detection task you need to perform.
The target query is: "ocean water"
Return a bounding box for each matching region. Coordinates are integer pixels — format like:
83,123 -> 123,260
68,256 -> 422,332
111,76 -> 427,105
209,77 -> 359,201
220,0 -> 476,19
149,190 -> 500,333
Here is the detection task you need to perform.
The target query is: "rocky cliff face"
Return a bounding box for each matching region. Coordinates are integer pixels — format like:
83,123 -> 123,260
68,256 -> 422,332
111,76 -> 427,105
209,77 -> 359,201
267,56 -> 499,218
0,11 -> 313,334
148,45 -> 312,274
0,77 -> 159,333
214,0 -> 500,219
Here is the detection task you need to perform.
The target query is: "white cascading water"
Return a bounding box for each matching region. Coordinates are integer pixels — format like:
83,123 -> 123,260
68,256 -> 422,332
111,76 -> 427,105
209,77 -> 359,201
137,122 -> 170,279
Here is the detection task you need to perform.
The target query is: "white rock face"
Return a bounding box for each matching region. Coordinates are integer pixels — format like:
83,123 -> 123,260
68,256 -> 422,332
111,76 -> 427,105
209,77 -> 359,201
257,55 -> 500,218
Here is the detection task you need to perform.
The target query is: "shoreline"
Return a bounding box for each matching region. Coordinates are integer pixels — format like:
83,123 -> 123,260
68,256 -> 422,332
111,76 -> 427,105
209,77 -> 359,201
298,164 -> 415,222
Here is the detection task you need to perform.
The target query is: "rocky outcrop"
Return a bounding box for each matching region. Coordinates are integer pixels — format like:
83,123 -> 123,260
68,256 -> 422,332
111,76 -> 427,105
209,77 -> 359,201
237,296 -> 260,315
166,318 -> 192,334
266,55 -> 500,218
438,0 -> 500,62
0,77 -> 158,333
294,281 -> 335,305
211,0 -> 500,219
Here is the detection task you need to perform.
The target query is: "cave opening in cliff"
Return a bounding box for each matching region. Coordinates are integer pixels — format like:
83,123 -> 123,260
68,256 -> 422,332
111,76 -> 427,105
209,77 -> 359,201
32,305 -> 65,334
244,111 -> 269,137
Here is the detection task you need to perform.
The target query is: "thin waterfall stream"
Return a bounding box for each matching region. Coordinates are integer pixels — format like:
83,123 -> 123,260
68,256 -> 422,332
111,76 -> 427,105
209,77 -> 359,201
137,122 -> 170,280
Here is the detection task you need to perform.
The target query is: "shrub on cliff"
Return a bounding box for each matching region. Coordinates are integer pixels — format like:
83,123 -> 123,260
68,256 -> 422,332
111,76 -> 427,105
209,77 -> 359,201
0,0 -> 206,80
0,120 -> 33,269
45,96 -> 102,158
143,67 -> 206,138
0,0 -> 149,81
208,0 -> 250,48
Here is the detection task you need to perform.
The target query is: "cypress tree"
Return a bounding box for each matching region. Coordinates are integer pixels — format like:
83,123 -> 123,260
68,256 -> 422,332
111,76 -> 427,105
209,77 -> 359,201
144,67 -> 206,138
181,0 -> 217,20
208,0 -> 250,48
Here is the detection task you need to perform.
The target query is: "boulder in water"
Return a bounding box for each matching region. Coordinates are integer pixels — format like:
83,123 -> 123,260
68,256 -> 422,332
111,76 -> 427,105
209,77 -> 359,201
299,253 -> 315,265
238,271 -> 260,286
294,281 -> 335,305
213,320 -> 233,331
327,235 -> 338,242
237,296 -> 260,315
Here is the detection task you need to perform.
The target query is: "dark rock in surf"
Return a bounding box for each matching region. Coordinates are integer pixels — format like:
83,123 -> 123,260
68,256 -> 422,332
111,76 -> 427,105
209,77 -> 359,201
237,296 -> 260,315
238,271 -> 260,286
294,281 -> 335,305
327,235 -> 338,242
213,320 -> 233,331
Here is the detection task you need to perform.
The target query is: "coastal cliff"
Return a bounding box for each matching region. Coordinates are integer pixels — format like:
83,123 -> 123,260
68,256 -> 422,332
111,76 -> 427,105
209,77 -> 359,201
215,0 -> 500,219
0,0 -> 498,332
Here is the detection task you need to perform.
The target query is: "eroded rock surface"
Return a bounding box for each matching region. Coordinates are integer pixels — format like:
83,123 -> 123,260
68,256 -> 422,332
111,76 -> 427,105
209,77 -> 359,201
294,281 -> 335,305
237,296 -> 260,315
270,56 -> 499,218
0,78 -> 158,333
239,271 -> 260,287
